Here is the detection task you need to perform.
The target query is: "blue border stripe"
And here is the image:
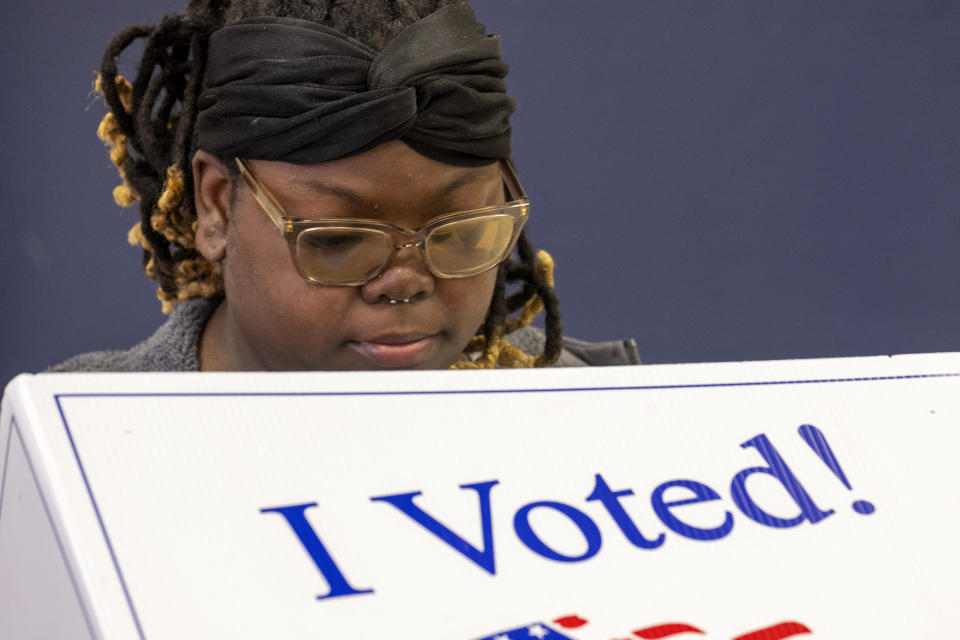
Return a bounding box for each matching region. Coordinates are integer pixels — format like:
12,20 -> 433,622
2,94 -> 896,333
51,369 -> 960,639
55,400 -> 145,640
48,371 -> 960,401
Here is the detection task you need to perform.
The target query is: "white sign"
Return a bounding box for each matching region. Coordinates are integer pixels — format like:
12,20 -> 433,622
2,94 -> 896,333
2,354 -> 959,639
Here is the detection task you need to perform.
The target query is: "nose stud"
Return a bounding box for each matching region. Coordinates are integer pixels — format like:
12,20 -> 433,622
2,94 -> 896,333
388,297 -> 411,304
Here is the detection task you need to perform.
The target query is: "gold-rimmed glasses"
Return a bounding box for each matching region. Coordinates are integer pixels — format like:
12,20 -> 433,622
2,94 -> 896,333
235,157 -> 530,286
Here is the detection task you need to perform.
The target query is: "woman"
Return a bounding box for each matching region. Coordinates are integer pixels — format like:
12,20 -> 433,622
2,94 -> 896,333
52,0 -> 639,372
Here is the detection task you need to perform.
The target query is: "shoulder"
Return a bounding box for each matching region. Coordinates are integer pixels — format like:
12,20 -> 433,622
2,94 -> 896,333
505,326 -> 640,367
46,297 -> 220,373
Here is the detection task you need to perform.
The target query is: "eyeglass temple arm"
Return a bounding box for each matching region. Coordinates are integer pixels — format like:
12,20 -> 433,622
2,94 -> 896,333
500,157 -> 528,201
235,157 -> 287,231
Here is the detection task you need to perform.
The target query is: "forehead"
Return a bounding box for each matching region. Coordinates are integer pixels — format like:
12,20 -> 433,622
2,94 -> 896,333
246,140 -> 502,211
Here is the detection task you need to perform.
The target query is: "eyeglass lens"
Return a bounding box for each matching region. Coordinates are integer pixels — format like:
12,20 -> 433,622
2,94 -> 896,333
424,214 -> 516,277
296,227 -> 394,283
294,214 -> 518,284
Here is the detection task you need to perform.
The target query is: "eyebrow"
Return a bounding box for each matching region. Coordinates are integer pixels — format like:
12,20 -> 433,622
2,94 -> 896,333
436,170 -> 493,199
288,168 -> 494,212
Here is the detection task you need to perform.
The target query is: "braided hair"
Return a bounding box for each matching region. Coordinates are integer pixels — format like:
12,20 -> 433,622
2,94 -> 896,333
97,0 -> 562,368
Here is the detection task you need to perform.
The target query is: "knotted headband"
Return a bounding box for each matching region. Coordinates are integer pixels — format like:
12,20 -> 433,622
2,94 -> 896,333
196,3 -> 516,166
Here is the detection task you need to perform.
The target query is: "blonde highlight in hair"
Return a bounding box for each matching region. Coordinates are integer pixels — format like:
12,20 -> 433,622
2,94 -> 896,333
452,249 -> 560,368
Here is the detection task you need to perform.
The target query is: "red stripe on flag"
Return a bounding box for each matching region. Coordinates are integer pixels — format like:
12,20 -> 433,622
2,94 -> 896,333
553,615 -> 589,629
633,623 -> 706,638
732,621 -> 812,640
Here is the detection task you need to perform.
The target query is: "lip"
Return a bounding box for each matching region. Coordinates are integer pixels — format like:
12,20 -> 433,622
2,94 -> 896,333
347,333 -> 438,368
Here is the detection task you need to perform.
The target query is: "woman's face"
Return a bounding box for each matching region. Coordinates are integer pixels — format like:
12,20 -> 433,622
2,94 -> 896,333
193,140 -> 502,371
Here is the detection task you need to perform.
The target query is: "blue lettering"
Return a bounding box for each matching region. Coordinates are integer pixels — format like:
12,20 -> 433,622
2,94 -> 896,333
650,480 -> 734,540
259,502 -> 373,600
370,480 -> 498,574
514,501 -> 602,562
731,434 -> 833,528
586,474 -> 665,549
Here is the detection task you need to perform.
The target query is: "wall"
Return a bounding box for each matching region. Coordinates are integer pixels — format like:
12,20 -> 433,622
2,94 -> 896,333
2,0 -> 957,384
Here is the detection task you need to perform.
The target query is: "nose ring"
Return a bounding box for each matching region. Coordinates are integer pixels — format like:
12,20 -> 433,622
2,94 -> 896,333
388,297 -> 411,304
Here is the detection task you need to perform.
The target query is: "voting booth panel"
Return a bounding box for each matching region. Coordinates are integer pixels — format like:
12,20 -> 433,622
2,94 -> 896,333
1,354 -> 959,640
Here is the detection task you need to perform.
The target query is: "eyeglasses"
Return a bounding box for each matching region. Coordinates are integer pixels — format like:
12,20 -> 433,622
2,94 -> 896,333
235,157 -> 530,286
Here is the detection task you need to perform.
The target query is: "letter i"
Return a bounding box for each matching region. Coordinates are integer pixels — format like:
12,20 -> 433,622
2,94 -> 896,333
260,502 -> 374,600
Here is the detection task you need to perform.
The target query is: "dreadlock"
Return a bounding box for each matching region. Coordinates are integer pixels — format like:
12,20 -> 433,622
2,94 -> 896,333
96,0 -> 563,368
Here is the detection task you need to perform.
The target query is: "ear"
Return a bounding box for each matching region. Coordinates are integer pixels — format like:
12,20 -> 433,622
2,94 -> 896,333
192,149 -> 232,262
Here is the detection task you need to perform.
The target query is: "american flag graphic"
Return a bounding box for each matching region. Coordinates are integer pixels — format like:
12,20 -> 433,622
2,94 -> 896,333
473,622 -> 578,640
471,615 -> 811,640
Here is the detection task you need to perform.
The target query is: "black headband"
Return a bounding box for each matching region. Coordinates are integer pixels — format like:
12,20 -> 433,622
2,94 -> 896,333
196,3 -> 516,166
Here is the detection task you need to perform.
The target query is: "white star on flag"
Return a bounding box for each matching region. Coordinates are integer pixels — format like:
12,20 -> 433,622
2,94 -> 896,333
473,620 -> 578,640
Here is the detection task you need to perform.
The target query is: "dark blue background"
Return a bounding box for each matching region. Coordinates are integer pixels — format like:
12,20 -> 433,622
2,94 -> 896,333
2,1 -> 957,384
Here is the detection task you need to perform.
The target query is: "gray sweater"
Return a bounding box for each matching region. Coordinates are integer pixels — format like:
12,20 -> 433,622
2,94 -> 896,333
49,297 -> 639,372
